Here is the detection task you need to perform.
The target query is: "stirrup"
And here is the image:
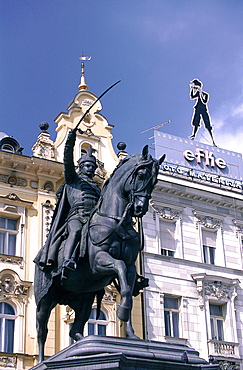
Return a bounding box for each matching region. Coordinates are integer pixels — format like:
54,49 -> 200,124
61,259 -> 77,280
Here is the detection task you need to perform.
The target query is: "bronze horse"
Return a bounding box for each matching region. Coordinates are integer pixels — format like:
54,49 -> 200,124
34,145 -> 164,362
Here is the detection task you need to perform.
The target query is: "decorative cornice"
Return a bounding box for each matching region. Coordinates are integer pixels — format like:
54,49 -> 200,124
150,201 -> 181,221
192,273 -> 239,310
0,192 -> 33,207
155,183 -> 243,212
192,210 -> 221,229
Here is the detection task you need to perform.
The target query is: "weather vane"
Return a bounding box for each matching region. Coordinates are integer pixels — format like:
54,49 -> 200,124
189,79 -> 217,147
79,54 -> 92,62
78,54 -> 92,91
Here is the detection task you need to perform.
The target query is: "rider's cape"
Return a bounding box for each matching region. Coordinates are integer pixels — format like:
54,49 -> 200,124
34,184 -> 70,271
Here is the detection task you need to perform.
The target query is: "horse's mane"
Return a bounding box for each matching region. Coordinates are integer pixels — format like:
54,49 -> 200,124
100,152 -> 158,197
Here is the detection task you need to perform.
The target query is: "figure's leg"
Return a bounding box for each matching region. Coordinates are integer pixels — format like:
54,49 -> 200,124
203,111 -> 217,146
92,250 -> 132,322
69,292 -> 96,341
62,219 -> 82,273
36,294 -> 56,363
189,110 -> 200,139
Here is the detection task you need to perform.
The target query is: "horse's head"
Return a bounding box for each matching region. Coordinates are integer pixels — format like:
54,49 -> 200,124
124,145 -> 165,217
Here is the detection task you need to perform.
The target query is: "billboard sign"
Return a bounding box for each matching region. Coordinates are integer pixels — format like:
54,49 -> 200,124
154,131 -> 243,190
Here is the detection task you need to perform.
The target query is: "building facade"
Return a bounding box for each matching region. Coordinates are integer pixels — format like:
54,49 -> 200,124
142,131 -> 243,369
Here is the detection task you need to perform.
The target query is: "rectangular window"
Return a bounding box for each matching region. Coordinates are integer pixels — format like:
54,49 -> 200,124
202,230 -> 216,264
160,221 -> 176,253
161,248 -> 174,257
164,296 -> 180,338
209,304 -> 224,341
0,217 -> 17,256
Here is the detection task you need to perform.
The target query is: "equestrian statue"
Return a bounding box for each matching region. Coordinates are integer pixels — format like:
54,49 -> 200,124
33,83 -> 165,363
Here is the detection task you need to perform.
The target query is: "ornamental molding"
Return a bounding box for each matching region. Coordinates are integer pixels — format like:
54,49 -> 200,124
0,255 -> 23,268
0,269 -> 32,303
0,174 -> 27,187
218,360 -> 240,370
150,201 -> 182,221
42,200 -> 54,241
232,219 -> 243,236
103,285 -> 118,302
32,132 -> 55,159
204,281 -> 230,299
192,210 -> 222,229
0,192 -> 33,207
192,274 -> 239,310
0,355 -> 17,368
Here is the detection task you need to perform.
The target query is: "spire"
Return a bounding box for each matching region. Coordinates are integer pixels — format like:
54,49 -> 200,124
78,55 -> 91,91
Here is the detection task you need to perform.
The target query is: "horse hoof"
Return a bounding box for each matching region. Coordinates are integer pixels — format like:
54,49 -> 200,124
126,332 -> 140,339
117,306 -> 130,322
74,333 -> 83,341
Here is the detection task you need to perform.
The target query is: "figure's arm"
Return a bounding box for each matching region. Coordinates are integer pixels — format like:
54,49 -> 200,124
200,91 -> 209,104
190,88 -> 199,100
64,129 -> 77,184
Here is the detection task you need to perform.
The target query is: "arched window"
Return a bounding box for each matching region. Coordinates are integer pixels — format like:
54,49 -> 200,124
88,308 -> 108,336
0,302 -> 16,353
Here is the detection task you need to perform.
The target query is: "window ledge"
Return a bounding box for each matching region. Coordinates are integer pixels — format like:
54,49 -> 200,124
165,336 -> 188,346
0,254 -> 23,268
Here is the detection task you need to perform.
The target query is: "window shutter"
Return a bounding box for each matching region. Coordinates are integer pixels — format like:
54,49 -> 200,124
202,230 -> 216,247
160,221 -> 176,251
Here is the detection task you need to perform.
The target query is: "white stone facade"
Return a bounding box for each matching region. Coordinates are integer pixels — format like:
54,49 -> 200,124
142,164 -> 243,369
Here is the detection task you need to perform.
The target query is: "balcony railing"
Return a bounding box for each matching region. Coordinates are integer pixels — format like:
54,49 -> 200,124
208,340 -> 239,358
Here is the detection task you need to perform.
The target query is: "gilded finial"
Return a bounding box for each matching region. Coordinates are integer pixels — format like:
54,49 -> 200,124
78,55 -> 91,91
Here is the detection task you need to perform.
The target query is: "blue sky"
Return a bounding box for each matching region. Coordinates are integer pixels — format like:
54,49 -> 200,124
1,0 -> 243,157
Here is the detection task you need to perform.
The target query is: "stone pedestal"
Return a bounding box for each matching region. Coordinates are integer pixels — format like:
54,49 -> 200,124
31,336 -> 219,369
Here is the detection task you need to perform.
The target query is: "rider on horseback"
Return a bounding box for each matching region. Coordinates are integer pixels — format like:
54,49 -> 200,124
34,129 -> 100,278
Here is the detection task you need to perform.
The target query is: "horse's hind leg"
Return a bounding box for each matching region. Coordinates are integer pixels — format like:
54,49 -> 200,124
92,250 -> 132,322
69,292 -> 96,341
36,294 -> 56,363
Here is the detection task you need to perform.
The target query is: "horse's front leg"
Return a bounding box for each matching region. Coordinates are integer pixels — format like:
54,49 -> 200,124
123,263 -> 141,338
92,250 -> 131,322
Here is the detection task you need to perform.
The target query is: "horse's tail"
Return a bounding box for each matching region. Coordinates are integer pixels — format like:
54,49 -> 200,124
96,288 -> 105,320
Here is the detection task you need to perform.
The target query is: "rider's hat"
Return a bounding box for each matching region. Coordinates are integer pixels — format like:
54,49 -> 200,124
78,146 -> 98,168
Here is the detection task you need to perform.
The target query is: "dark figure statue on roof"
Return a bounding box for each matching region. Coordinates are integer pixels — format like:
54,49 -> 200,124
34,126 -> 165,363
189,79 -> 217,147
